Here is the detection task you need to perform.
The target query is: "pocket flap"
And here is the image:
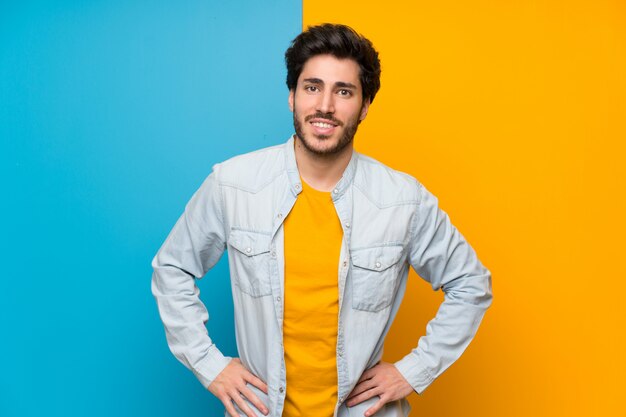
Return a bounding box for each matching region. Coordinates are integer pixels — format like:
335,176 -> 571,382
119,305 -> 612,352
229,229 -> 272,257
351,245 -> 404,271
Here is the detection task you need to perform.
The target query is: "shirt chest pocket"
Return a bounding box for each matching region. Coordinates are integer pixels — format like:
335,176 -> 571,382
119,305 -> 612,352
228,229 -> 273,297
350,245 -> 404,312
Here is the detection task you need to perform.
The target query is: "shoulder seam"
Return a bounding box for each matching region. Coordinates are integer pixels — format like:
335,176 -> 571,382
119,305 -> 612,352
219,170 -> 285,194
353,180 -> 420,209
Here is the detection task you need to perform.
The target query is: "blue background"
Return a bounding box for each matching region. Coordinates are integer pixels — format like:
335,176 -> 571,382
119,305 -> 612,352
0,1 -> 301,415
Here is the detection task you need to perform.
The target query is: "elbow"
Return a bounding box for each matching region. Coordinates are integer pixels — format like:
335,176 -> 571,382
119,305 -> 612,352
442,268 -> 492,310
472,268 -> 493,310
477,269 -> 493,310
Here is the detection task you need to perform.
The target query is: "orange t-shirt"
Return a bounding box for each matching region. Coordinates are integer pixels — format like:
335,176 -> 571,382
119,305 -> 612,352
282,180 -> 343,417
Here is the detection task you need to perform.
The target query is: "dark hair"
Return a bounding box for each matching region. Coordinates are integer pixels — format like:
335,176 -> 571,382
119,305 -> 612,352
285,23 -> 381,103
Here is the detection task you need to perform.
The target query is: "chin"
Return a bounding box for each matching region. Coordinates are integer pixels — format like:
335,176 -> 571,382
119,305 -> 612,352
300,134 -> 352,156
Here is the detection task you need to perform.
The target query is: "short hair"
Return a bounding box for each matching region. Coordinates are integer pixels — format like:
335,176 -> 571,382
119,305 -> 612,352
285,23 -> 382,103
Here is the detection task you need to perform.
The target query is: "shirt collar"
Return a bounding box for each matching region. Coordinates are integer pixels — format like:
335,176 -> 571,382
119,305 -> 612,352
283,134 -> 358,200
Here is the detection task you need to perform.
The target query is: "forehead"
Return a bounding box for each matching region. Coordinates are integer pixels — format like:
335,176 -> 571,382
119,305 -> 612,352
298,54 -> 362,89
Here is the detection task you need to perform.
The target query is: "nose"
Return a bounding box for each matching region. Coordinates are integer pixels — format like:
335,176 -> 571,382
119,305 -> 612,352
316,90 -> 335,114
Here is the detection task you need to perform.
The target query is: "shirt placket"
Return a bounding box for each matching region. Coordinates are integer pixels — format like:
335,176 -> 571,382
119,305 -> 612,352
332,186 -> 353,412
269,182 -> 300,416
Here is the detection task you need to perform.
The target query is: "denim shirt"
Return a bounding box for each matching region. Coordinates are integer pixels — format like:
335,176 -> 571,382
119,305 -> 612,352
151,136 -> 492,417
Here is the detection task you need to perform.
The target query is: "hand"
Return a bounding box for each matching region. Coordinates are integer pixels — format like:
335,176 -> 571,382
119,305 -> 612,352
208,358 -> 269,417
345,361 -> 414,417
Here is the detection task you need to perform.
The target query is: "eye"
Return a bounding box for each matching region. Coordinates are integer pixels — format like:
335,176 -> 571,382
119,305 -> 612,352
337,89 -> 352,97
305,85 -> 320,93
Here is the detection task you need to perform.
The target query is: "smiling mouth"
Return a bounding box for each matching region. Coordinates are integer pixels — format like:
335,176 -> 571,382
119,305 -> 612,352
311,121 -> 336,128
308,119 -> 339,136
303,113 -> 342,137
305,112 -> 342,126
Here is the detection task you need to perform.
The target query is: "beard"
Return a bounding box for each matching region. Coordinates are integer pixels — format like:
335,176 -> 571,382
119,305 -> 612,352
293,110 -> 360,156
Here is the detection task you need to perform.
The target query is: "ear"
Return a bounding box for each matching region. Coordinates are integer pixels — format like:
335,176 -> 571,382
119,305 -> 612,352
359,97 -> 371,121
288,89 -> 295,112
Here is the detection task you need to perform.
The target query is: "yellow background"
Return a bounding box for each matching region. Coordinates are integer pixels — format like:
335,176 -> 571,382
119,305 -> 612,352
304,1 -> 625,415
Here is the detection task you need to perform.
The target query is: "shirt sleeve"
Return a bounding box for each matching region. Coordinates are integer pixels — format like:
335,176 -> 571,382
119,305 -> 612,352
393,183 -> 493,394
151,166 -> 232,389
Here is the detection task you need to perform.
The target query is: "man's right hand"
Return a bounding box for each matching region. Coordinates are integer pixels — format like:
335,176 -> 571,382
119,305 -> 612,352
208,358 -> 269,417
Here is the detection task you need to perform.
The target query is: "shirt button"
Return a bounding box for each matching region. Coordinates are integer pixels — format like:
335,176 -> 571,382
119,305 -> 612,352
333,188 -> 338,194
246,247 -> 252,254
276,296 -> 281,302
279,386 -> 285,393
345,222 -> 350,228
375,261 -> 381,269
277,213 -> 283,219
343,261 -> 347,267
339,396 -> 345,402
295,184 -> 301,190
271,251 -> 277,258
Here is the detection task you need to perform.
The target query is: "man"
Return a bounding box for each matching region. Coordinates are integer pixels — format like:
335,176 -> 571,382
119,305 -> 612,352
152,23 -> 492,417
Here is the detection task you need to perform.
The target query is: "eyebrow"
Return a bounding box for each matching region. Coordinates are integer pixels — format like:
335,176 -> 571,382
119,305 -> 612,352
335,81 -> 357,89
302,78 -> 357,89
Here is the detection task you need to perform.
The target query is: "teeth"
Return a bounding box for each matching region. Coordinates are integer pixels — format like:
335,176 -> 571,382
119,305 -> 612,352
312,122 -> 334,129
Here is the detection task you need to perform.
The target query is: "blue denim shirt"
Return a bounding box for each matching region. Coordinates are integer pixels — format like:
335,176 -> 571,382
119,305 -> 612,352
152,136 -> 492,417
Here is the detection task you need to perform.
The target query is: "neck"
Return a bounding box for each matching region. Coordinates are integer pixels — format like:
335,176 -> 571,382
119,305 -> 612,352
293,136 -> 353,192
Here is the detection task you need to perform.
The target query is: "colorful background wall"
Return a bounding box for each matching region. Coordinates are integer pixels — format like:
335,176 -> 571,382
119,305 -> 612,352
1,1 -> 624,416
312,2 -> 625,416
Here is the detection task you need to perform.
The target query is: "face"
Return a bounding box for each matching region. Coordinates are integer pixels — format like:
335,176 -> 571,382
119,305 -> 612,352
289,54 -> 370,156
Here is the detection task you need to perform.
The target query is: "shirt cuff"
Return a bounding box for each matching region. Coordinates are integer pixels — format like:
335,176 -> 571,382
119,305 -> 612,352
191,345 -> 232,389
394,353 -> 434,395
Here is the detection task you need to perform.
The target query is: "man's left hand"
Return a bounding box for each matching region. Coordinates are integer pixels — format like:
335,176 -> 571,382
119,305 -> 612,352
345,361 -> 414,417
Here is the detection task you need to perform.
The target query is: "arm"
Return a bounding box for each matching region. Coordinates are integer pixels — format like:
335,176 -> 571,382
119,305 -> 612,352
152,168 -> 270,417
347,183 -> 492,415
151,168 -> 232,388
393,183 -> 493,394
